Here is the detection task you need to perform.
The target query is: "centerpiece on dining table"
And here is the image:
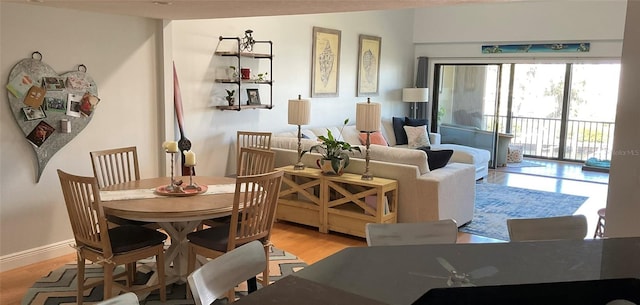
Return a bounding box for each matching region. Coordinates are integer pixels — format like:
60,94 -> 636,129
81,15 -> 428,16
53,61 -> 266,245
157,141 -> 207,196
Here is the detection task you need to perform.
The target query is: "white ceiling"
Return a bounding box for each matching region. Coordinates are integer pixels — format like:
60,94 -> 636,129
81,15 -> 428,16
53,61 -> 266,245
3,0 -> 510,20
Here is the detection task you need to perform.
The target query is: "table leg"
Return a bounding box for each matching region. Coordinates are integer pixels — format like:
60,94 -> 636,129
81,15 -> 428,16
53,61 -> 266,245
158,221 -> 202,282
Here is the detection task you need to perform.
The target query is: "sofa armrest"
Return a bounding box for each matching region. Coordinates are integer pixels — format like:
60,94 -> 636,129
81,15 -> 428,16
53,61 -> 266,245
429,133 -> 441,145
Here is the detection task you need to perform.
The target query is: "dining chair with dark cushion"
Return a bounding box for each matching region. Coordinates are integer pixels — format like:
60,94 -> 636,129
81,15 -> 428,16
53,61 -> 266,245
187,170 -> 284,302
90,146 -> 157,228
57,169 -> 167,304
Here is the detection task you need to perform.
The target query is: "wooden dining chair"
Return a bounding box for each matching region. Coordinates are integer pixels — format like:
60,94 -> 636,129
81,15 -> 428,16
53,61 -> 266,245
90,146 -> 140,189
507,214 -> 588,242
187,240 -> 266,305
365,219 -> 458,246
201,147 -> 276,229
187,170 -> 284,302
236,131 -> 272,175
238,147 -> 276,177
57,169 -> 167,304
90,146 -> 157,228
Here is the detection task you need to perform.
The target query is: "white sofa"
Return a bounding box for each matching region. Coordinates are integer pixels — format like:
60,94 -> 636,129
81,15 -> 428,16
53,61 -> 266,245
270,119 -> 478,226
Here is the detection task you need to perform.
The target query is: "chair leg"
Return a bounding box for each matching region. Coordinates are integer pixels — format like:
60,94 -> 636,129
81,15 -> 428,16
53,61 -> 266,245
77,254 -> 85,305
186,244 -> 196,299
262,243 -> 270,286
126,262 -> 135,286
157,250 -> 166,302
103,263 -> 114,300
227,289 -> 236,303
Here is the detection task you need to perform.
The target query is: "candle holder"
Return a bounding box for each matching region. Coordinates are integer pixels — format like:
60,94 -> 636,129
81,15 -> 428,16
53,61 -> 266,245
166,151 -> 178,192
184,165 -> 201,191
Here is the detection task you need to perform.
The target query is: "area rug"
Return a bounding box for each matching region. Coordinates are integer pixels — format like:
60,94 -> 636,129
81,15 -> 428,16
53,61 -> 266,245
505,160 -> 545,168
459,183 -> 589,241
23,246 -> 306,305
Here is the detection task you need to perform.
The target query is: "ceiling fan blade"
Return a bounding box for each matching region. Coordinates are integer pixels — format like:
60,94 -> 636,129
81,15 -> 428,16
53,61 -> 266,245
436,257 -> 457,273
469,266 -> 499,279
408,271 -> 448,280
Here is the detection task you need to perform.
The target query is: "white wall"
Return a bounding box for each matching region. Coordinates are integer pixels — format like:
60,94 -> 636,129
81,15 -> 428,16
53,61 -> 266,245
0,3 -> 163,270
606,0 -> 640,237
169,10 -> 416,176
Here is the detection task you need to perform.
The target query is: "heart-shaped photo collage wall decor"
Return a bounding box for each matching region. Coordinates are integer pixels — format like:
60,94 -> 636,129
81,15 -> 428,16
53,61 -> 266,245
6,52 -> 99,182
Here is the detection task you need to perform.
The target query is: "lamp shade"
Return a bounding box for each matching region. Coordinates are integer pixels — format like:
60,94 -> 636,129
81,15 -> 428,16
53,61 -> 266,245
288,97 -> 310,125
356,99 -> 381,132
402,88 -> 429,103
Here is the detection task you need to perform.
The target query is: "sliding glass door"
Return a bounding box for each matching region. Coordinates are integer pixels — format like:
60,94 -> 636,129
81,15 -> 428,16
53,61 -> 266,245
433,64 -> 502,167
433,62 -> 619,163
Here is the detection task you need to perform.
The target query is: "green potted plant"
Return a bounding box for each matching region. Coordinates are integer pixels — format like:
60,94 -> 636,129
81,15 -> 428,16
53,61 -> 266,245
307,118 -> 361,175
225,89 -> 235,106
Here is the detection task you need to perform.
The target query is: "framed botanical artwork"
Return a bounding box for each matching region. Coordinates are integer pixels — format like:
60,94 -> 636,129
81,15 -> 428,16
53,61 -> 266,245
246,88 -> 261,105
311,26 -> 341,97
357,34 -> 381,96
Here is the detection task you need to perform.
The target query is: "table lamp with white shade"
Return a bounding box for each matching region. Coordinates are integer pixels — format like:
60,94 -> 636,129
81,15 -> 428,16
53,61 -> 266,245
288,95 -> 311,170
356,97 -> 381,180
402,88 -> 429,119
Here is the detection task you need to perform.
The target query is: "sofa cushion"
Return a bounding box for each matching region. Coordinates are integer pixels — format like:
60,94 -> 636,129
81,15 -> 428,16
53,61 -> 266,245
368,145 -> 429,174
358,131 -> 388,146
417,147 -> 454,171
392,117 -> 408,145
404,125 -> 431,149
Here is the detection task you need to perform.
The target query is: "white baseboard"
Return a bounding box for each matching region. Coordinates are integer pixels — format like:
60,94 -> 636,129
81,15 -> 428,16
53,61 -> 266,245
0,239 -> 75,273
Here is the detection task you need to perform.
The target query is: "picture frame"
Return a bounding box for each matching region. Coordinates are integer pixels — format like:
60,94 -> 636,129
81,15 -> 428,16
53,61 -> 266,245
66,93 -> 82,117
246,88 -> 261,105
44,97 -> 67,112
311,26 -> 341,97
26,121 -> 55,147
22,106 -> 47,121
42,76 -> 66,91
357,34 -> 381,96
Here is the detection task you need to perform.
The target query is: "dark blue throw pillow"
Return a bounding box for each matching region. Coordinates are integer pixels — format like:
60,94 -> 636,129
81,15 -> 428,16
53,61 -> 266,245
416,147 -> 453,170
392,117 -> 408,145
405,116 -> 429,128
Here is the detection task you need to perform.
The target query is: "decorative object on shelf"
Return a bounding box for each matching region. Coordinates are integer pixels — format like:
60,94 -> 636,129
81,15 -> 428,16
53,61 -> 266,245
402,87 -> 429,119
225,89 -> 235,106
287,95 -> 311,170
6,51 -> 99,182
356,97 -> 381,180
357,35 -> 382,97
240,29 -> 255,52
173,62 -> 194,176
246,88 -> 261,105
227,66 -> 238,80
241,67 -> 251,80
308,118 -> 361,175
311,26 -> 341,97
257,72 -> 269,81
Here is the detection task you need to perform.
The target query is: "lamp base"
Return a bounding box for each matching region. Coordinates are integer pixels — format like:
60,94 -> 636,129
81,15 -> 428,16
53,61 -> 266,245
293,162 -> 305,170
361,172 -> 374,181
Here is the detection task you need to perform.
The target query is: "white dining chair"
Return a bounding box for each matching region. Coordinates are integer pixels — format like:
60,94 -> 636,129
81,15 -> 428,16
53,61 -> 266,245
507,214 -> 588,242
365,219 -> 458,246
187,240 -> 267,305
96,292 -> 139,305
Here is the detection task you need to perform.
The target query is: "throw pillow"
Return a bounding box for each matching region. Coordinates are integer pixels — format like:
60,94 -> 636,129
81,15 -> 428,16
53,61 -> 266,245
392,117 -> 408,145
403,125 -> 431,149
416,147 -> 454,170
405,116 -> 429,128
358,131 -> 388,146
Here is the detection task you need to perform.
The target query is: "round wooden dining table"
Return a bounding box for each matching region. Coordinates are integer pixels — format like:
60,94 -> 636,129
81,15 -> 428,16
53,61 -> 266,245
100,176 -> 236,283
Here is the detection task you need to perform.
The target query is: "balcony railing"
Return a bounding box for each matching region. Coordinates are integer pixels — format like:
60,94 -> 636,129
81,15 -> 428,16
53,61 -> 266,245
483,115 -> 615,162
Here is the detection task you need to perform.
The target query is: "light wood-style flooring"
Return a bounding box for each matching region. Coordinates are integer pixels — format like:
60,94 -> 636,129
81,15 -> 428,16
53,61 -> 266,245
0,161 -> 608,305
